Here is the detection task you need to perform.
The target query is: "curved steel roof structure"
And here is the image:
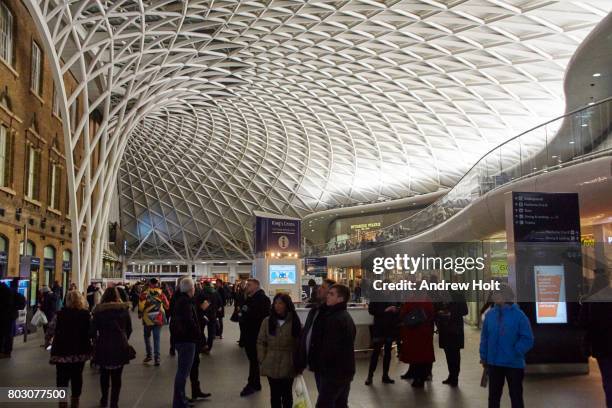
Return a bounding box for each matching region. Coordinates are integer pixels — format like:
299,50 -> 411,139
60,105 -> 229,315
24,0 -> 611,281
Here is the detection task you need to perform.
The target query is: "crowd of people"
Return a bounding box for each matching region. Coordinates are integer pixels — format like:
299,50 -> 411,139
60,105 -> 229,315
0,271 -> 610,408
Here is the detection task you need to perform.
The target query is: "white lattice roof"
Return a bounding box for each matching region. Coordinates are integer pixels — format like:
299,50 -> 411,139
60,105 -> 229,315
26,0 -> 610,265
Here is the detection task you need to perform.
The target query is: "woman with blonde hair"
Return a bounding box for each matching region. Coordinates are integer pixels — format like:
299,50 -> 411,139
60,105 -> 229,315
49,290 -> 92,408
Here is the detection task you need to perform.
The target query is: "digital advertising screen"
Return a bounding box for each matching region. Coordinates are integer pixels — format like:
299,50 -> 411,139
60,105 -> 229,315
534,265 -> 567,324
269,264 -> 297,285
0,278 -> 28,300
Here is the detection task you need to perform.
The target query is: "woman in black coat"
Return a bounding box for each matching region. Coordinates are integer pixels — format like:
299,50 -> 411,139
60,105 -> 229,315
91,288 -> 133,408
435,290 -> 468,387
49,291 -> 92,408
366,301 -> 400,385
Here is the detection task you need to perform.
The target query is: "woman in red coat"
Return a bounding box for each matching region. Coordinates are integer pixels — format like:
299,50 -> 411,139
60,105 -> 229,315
399,291 -> 435,387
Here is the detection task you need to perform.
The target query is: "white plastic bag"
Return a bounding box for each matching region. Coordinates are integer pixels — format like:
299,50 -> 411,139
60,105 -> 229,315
31,309 -> 48,327
292,375 -> 313,408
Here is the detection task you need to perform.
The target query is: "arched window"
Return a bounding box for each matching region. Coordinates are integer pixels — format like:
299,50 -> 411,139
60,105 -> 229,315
62,249 -> 71,262
44,245 -> 56,260
0,234 -> 8,253
19,240 -> 35,256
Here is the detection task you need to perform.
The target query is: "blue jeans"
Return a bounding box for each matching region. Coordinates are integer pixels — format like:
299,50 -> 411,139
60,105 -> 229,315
144,325 -> 161,359
173,342 -> 196,408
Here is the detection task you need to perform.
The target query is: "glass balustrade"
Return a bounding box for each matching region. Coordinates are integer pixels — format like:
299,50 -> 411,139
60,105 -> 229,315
304,97 -> 612,257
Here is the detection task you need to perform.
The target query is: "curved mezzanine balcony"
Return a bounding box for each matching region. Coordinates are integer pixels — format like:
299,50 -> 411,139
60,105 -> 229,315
304,97 -> 612,257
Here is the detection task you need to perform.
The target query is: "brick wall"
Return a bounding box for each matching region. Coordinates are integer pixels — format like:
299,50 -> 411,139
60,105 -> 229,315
0,0 -> 90,288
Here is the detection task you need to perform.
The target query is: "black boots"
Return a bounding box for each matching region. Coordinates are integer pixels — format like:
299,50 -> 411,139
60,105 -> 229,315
365,373 -> 394,385
382,376 -> 395,384
191,381 -> 211,401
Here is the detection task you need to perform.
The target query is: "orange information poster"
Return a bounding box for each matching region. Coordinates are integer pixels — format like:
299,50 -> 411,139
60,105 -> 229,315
534,265 -> 567,324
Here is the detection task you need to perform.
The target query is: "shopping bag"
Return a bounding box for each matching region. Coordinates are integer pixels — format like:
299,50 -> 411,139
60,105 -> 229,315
31,309 -> 48,327
292,375 -> 313,408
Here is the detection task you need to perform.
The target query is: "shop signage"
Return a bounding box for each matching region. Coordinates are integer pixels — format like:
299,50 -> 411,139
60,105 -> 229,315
20,256 -> 41,274
350,222 -> 381,231
505,191 -> 585,366
0,252 -> 7,264
511,192 -> 580,243
301,257 -> 327,300
580,236 -> 595,247
44,258 -> 55,269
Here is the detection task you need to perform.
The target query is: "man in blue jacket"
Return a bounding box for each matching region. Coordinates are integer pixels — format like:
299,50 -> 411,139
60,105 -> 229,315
480,285 -> 534,408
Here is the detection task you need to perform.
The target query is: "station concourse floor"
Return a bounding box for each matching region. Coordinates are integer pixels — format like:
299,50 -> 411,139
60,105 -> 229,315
0,309 -> 606,408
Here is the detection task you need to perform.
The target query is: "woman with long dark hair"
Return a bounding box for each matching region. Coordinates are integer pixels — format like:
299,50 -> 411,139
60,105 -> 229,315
257,293 -> 302,408
49,291 -> 92,408
91,287 -> 133,408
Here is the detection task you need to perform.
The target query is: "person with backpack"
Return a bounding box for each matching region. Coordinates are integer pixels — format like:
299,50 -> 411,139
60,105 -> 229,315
138,278 -> 169,366
398,288 -> 435,388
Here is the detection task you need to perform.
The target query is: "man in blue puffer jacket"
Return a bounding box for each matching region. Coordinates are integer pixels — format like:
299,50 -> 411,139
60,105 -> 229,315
480,285 -> 534,408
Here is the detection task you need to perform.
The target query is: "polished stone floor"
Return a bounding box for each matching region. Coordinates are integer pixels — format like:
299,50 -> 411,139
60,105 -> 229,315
0,308 -> 606,408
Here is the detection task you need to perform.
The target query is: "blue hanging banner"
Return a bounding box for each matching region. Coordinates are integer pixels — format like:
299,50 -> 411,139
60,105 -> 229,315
254,213 -> 301,255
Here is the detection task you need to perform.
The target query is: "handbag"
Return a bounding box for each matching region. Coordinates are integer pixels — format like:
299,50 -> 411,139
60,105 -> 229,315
230,308 -> 240,323
127,345 -> 137,360
113,320 -> 136,361
402,307 -> 427,327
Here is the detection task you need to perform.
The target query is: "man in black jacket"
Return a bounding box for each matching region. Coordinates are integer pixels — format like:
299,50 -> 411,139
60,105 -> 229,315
171,277 -> 211,407
215,279 -> 226,339
6,278 -> 26,357
0,281 -> 14,358
239,278 -> 271,397
296,278 -> 336,372
309,284 -> 356,408
197,281 -> 222,352
435,290 -> 468,387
